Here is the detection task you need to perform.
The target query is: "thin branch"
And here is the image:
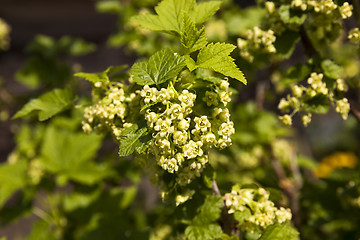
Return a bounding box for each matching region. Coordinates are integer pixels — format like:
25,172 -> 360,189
353,0 -> 360,28
212,179 -> 221,197
299,25 -> 319,57
271,156 -> 302,229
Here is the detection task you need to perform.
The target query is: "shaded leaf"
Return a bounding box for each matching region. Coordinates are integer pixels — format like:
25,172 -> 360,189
27,221 -> 57,240
282,64 -> 310,85
259,223 -> 299,240
13,88 -> 74,121
274,30 -> 300,59
321,59 -> 343,79
278,5 -> 306,26
0,161 -> 27,207
74,65 -> 127,84
185,224 -> 223,240
40,126 -> 112,185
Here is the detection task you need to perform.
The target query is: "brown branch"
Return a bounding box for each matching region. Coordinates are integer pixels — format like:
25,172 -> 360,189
271,156 -> 302,229
212,179 -> 221,197
352,0 -> 360,28
349,99 -> 360,121
299,25 -> 319,57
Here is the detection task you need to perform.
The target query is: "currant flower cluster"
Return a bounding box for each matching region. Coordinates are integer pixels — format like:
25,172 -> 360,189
224,187 -> 292,231
0,18 -> 11,50
82,82 -> 139,139
348,28 -> 360,45
287,0 -> 353,18
278,72 -> 350,126
265,0 -> 353,41
237,26 -> 276,62
142,79 -> 234,186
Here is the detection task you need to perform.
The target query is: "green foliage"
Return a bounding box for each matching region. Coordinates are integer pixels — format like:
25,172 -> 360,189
187,42 -> 247,84
130,48 -> 186,85
74,65 -> 127,84
131,0 -> 221,34
259,223 -> 299,240
185,195 -> 223,240
0,160 -> 27,207
27,221 -> 57,240
118,124 -> 148,157
180,12 -> 207,53
13,88 -> 74,121
15,35 -> 95,88
321,59 -> 343,79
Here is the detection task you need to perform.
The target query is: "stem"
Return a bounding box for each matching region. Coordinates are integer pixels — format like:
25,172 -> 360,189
271,156 -> 302,229
353,0 -> 360,28
212,179 -> 236,235
212,179 -> 221,197
299,25 -> 319,57
33,207 -> 52,223
255,80 -> 266,110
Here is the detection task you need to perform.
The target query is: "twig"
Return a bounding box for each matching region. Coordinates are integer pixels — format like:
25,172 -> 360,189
212,179 -> 238,236
212,179 -> 221,197
271,156 -> 302,229
353,0 -> 360,28
255,81 -> 266,110
299,25 -> 319,57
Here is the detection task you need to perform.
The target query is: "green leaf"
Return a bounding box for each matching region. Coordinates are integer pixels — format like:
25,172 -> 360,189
0,161 -> 27,207
58,36 -> 96,56
195,68 -> 223,84
192,43 -> 246,84
321,59 -> 343,79
274,30 -> 300,59
189,1 -> 222,24
258,223 -> 299,240
74,65 -> 127,84
180,12 -> 207,53
185,195 -> 223,240
118,124 -> 148,157
131,0 -> 221,34
185,224 -> 223,240
131,0 -> 196,33
130,48 -> 186,85
13,88 -> 74,121
194,195 -> 223,224
234,208 -> 252,224
224,7 -> 266,36
40,126 -> 112,185
27,221 -> 57,240
96,0 -> 122,14
282,64 -> 310,85
278,5 -> 306,26
220,234 -> 240,240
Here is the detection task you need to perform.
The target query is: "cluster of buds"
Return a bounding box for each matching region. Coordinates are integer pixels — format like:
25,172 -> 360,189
278,72 -> 350,126
291,0 -> 307,11
142,79 -> 235,185
307,0 -> 353,19
348,28 -> 360,45
237,26 -> 276,62
224,187 -> 292,231
82,82 -> 139,140
307,0 -> 338,15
